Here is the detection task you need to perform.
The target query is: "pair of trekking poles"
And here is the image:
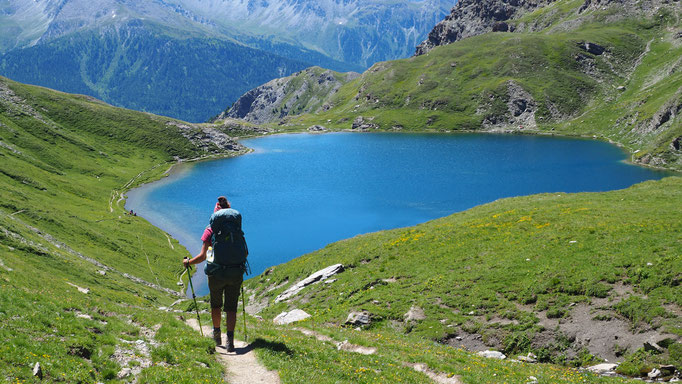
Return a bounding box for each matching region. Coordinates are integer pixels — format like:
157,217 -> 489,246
184,259 -> 248,343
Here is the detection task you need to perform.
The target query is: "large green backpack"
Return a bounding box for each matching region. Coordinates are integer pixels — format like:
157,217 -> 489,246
204,208 -> 248,277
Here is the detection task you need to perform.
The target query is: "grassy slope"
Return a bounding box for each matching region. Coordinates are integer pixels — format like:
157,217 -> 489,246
244,177 -> 681,382
0,76 -> 236,383
250,1 -> 682,170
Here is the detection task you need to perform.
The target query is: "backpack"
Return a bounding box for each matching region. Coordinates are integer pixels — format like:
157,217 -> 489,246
204,208 -> 249,277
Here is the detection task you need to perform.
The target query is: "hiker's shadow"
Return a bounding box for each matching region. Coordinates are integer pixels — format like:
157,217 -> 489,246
238,338 -> 293,356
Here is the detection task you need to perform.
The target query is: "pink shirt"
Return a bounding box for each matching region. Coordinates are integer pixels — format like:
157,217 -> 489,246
201,227 -> 213,244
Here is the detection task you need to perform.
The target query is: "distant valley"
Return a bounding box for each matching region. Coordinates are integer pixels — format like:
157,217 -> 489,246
0,0 -> 451,122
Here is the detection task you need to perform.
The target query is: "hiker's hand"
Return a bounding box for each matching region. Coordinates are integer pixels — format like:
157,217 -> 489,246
183,258 -> 191,268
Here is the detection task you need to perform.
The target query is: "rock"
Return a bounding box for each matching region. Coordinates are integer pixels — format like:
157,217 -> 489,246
351,116 -> 379,130
275,264 -> 344,302
415,0 -> 557,55
586,363 -> 618,376
527,376 -> 538,384
33,362 -> 42,379
404,306 -> 427,322
478,350 -> 506,359
659,365 -> 676,376
273,309 -> 311,325
578,41 -> 606,55
671,137 -> 681,151
617,86 -> 626,91
76,313 -> 93,320
644,340 -> 664,354
649,368 -> 662,379
67,282 -> 90,294
336,340 -> 377,355
308,125 -> 327,132
97,270 -> 106,276
345,311 -> 371,327
492,21 -> 511,32
0,258 -> 12,272
517,353 -> 537,363
117,367 -> 132,379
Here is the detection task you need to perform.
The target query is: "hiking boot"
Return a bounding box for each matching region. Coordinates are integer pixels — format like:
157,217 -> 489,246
227,333 -> 235,352
212,328 -> 222,347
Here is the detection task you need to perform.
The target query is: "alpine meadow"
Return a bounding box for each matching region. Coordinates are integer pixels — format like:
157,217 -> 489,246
0,0 -> 681,383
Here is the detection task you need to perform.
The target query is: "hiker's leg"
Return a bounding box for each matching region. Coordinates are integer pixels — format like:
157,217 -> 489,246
225,311 -> 237,332
211,308 -> 222,328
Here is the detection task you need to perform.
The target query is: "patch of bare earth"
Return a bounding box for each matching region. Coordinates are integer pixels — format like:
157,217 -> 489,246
186,318 -> 280,384
442,283 -> 679,363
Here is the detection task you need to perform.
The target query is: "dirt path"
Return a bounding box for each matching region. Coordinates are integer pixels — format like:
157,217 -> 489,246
186,318 -> 281,384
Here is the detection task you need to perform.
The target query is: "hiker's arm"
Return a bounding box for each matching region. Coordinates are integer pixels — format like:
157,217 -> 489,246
183,242 -> 209,267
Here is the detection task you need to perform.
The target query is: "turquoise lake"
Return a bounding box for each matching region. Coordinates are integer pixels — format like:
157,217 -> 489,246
125,132 -> 671,296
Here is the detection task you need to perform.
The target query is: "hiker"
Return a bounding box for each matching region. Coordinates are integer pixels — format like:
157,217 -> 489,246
183,196 -> 248,352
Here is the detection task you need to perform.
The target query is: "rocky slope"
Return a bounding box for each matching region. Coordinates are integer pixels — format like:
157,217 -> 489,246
415,0 -> 558,55
414,0 -> 680,55
213,67 -> 360,125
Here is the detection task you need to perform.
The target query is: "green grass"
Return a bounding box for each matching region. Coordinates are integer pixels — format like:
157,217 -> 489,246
1,0 -> 681,382
0,75 -> 241,383
245,177 -> 681,376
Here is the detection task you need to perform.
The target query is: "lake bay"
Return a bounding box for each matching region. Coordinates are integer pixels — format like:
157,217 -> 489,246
125,132 -> 670,296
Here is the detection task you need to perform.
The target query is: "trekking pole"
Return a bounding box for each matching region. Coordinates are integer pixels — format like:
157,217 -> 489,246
184,258 -> 204,337
241,286 -> 248,342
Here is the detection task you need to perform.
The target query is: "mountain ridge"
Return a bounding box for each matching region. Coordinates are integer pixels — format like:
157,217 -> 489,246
214,0 -> 682,171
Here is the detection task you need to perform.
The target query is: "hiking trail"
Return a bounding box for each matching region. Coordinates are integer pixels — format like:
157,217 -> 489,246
186,318 -> 281,384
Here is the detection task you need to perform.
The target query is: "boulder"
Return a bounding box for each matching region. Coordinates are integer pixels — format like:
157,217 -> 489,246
117,367 -> 132,379
648,368 -> 662,379
308,125 -> 327,132
517,353 -> 537,363
478,350 -> 506,359
273,309 -> 311,325
345,311 -> 371,327
404,306 -> 427,322
33,362 -> 42,379
275,264 -> 344,302
586,363 -> 618,376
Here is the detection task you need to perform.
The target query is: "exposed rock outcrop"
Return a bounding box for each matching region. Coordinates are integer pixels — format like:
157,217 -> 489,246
415,0 -> 557,55
164,121 -> 245,155
345,311 -> 372,327
214,67 -> 359,125
273,309 -> 311,325
275,264 -> 344,302
480,81 -> 538,130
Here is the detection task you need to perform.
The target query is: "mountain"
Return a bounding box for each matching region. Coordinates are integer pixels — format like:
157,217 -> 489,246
0,20 -> 318,123
415,0 -> 558,55
0,0 -> 451,122
167,0 -> 453,68
213,66 -> 360,124
215,0 -> 682,171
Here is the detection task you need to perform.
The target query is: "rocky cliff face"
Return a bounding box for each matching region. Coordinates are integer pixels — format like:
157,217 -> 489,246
214,67 -> 359,125
415,0 -> 558,55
